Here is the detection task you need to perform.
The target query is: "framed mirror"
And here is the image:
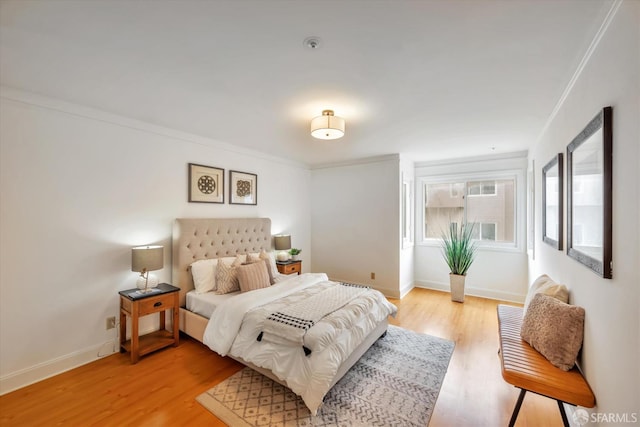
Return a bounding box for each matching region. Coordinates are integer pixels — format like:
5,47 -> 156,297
542,153 -> 563,250
567,106 -> 612,278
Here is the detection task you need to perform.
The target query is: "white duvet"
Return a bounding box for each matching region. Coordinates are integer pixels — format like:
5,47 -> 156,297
203,273 -> 397,414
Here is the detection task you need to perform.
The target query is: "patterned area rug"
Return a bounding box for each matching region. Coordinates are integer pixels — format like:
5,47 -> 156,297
196,325 -> 455,426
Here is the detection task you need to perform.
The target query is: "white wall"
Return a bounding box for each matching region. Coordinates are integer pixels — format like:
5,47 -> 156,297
0,88 -> 311,394
529,1 -> 639,421
414,153 -> 529,302
310,156 -> 401,297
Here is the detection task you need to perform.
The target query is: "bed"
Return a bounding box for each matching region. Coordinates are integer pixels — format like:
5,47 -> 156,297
172,217 -> 397,414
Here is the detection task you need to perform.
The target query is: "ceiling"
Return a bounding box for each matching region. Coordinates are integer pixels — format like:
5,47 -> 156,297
0,0 -> 614,167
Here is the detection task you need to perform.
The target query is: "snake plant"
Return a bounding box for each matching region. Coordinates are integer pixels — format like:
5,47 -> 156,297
440,222 -> 477,276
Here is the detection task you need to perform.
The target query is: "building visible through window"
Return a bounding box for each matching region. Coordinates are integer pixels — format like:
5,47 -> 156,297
424,179 -> 515,244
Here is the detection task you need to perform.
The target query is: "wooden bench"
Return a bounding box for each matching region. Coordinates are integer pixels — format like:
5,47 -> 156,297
497,304 -> 595,426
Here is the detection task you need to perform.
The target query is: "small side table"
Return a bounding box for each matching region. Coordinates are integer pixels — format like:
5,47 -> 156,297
119,283 -> 180,363
277,260 -> 302,275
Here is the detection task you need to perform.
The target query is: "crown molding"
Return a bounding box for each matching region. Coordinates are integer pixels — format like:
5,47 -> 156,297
310,153 -> 400,170
0,86 -> 309,171
536,0 -> 623,143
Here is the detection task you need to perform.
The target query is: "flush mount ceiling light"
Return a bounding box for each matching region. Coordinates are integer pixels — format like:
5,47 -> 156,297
310,110 -> 345,140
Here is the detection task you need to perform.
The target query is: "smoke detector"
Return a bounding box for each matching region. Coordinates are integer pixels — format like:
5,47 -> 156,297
303,37 -> 321,50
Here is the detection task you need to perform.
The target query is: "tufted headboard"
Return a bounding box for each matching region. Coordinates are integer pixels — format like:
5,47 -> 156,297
172,218 -> 272,307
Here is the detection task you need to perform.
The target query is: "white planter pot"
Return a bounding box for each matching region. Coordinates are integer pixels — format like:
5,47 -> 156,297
291,254 -> 299,261
449,273 -> 466,303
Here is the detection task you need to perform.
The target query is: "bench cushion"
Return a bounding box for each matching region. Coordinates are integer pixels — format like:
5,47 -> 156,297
497,304 -> 595,408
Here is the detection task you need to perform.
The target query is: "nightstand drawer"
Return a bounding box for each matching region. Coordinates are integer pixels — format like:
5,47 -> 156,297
279,262 -> 301,275
138,293 -> 174,316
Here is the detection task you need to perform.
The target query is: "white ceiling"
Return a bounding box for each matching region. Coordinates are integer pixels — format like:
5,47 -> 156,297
0,0 -> 614,167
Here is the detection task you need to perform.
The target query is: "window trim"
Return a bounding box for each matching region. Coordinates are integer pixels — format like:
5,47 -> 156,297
417,169 -> 525,253
402,177 -> 414,249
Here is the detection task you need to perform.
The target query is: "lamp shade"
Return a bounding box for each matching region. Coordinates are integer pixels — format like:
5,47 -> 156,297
274,235 -> 291,251
131,245 -> 164,272
311,110 -> 345,140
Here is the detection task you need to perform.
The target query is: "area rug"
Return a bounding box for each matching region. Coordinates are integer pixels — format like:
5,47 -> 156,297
196,325 -> 455,426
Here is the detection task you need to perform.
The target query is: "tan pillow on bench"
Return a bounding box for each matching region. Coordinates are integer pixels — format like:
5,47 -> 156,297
523,274 -> 569,315
521,293 -> 585,371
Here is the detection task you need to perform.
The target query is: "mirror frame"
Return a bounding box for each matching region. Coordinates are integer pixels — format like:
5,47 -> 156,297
566,106 -> 613,278
542,153 -> 563,250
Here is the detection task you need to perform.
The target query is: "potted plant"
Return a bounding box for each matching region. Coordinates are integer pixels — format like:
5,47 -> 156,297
288,248 -> 302,261
440,222 -> 477,302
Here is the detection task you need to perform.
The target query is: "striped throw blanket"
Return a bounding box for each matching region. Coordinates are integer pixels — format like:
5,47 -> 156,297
258,282 -> 369,355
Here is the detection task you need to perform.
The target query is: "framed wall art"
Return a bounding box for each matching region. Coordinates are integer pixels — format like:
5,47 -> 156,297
229,170 -> 257,205
542,153 -> 563,250
567,106 -> 612,278
188,163 -> 224,203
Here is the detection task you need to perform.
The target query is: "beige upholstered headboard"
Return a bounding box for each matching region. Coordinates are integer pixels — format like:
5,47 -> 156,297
172,218 -> 272,307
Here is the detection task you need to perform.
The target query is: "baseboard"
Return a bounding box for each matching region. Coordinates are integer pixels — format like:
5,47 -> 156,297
399,282 -> 414,299
327,276 -> 400,299
0,341 -> 118,395
374,286 -> 401,299
414,280 -> 525,304
565,405 -> 579,427
0,324 -> 157,395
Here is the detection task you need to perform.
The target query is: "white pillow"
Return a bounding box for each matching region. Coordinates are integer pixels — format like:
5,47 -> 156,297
191,256 -> 242,294
263,250 -> 279,283
190,258 -> 219,294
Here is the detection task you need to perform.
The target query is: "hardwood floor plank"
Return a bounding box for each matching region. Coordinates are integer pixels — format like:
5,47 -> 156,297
0,288 -> 560,426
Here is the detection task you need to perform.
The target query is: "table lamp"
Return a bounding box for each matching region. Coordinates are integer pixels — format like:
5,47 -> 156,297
131,245 -> 164,292
274,235 -> 291,262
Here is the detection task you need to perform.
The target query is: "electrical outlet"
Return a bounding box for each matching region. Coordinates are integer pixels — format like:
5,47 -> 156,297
370,272 -> 375,280
106,316 -> 116,330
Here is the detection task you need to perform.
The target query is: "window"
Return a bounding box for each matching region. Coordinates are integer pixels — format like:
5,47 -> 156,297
470,222 -> 497,241
424,182 -> 464,239
468,181 -> 496,196
422,177 -> 517,246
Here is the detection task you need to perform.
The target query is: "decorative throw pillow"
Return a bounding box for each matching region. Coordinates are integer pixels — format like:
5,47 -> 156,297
521,293 -> 585,371
245,252 -> 260,264
214,256 -> 243,294
190,258 -> 218,294
523,274 -> 569,315
237,260 -> 271,293
259,249 -> 278,284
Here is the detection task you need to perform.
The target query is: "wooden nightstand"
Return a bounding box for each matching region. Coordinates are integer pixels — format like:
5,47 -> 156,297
277,260 -> 302,275
119,283 -> 179,363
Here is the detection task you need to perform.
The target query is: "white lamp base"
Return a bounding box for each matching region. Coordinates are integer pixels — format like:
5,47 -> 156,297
276,251 -> 289,262
137,274 -> 159,291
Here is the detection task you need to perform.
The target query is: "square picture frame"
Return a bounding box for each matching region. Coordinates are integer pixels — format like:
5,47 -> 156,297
229,170 -> 257,205
542,153 -> 563,250
188,163 -> 224,203
567,106 -> 612,278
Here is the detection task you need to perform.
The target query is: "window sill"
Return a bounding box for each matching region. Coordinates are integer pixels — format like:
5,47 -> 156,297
416,240 -> 524,254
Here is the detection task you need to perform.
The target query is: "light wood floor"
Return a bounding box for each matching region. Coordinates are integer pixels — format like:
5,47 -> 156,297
0,288 -> 562,426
